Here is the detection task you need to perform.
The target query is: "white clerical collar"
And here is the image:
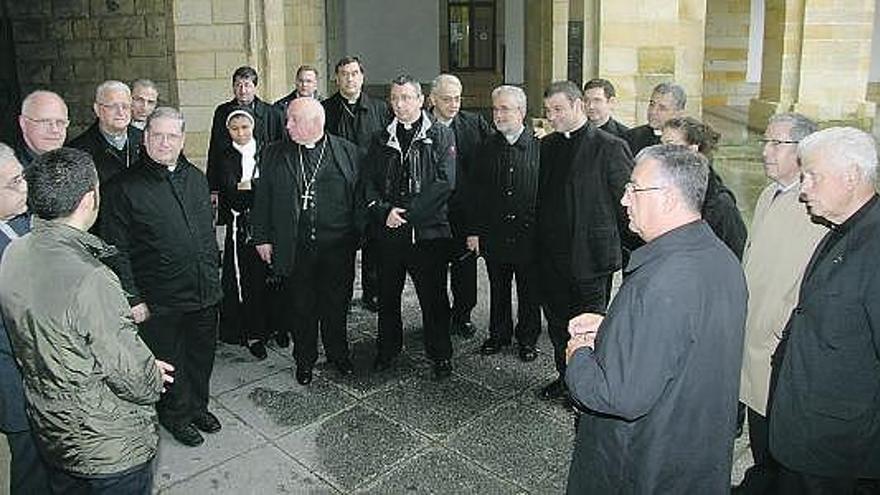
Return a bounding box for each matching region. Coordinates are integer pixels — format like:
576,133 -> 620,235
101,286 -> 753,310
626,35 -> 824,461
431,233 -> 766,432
563,121 -> 587,139
653,128 -> 663,136
167,164 -> 177,173
775,180 -> 799,195
100,128 -> 128,150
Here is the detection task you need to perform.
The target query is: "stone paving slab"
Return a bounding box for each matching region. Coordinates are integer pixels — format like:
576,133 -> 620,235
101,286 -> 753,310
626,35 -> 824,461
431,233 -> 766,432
274,405 -> 431,492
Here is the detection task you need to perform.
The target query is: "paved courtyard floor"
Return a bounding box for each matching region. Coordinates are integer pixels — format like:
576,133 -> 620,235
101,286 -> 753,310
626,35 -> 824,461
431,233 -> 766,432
152,261 -> 754,494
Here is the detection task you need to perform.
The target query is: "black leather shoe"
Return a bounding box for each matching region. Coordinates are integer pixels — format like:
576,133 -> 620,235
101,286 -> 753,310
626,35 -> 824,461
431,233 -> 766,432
518,344 -> 538,362
192,411 -> 222,434
247,340 -> 268,360
164,422 -> 204,447
296,367 -> 313,385
433,359 -> 452,380
275,332 -> 290,348
373,356 -> 394,372
478,338 -> 510,355
331,358 -> 354,376
539,378 -> 567,400
450,319 -> 476,338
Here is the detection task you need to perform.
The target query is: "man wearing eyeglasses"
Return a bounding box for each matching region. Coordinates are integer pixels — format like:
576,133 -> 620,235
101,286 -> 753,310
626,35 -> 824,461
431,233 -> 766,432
70,80 -> 143,186
565,144 -> 747,493
14,90 -> 69,168
734,113 -> 825,494
100,108 -> 222,448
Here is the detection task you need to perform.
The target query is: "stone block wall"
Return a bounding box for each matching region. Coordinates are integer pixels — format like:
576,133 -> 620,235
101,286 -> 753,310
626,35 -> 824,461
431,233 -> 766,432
7,0 -> 175,136
703,0 -> 759,107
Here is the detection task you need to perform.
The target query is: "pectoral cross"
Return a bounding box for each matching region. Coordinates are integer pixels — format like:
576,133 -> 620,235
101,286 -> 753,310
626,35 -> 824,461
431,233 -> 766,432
302,190 -> 314,210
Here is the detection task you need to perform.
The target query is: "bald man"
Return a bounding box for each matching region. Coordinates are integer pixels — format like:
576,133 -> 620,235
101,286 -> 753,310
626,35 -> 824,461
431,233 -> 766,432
252,98 -> 363,385
15,90 -> 69,168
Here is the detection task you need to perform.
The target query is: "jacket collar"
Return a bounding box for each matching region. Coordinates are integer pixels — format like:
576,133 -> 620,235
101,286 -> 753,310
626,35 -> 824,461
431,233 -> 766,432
31,216 -> 117,259
626,220 -> 708,273
384,111 -> 433,152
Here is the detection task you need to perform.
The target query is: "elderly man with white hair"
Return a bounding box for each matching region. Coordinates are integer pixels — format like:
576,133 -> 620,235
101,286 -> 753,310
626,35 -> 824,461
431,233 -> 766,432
70,80 -> 143,185
768,127 -> 880,494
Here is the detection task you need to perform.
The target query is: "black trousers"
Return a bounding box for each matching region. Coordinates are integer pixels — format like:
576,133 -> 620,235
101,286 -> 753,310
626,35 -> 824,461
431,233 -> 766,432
376,237 -> 452,362
361,239 -> 378,301
48,458 -> 155,495
774,466 -> 879,495
539,255 -> 610,375
219,225 -> 269,344
139,305 -> 218,426
6,429 -> 51,494
448,214 -> 477,322
485,256 -> 541,346
290,241 -> 356,369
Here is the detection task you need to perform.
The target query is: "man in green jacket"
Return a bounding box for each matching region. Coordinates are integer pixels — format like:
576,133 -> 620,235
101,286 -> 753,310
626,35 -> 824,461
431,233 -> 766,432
0,147 -> 173,494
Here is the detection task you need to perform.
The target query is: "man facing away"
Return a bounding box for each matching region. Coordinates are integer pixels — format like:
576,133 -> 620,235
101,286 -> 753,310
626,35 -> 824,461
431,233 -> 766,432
735,113 -> 825,494
0,147 -> 173,494
565,144 -> 747,493
100,108 -> 222,448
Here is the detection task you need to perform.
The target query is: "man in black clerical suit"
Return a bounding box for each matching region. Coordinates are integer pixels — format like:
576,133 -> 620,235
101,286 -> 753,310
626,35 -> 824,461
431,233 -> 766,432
536,81 -> 634,400
363,75 -> 457,380
252,98 -> 361,386
429,73 -> 491,337
206,66 -> 283,198
623,82 -> 686,155
582,78 -> 629,138
273,64 -> 322,122
322,56 -> 391,312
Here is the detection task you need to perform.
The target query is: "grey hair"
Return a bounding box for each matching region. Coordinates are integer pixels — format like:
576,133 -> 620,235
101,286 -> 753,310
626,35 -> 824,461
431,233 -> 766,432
21,90 -> 67,116
131,78 -> 158,93
798,127 -> 878,183
767,112 -> 818,142
491,85 -> 527,114
145,106 -> 186,133
95,80 -> 131,103
636,144 -> 709,213
652,82 -> 687,110
430,74 -> 462,94
0,143 -> 17,167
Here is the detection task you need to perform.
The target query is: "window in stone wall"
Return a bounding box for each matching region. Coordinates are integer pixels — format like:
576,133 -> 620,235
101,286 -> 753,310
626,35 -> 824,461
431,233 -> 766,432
449,0 -> 496,71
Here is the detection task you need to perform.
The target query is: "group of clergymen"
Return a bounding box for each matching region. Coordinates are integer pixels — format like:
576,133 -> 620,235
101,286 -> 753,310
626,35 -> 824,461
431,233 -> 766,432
1,52 -> 879,494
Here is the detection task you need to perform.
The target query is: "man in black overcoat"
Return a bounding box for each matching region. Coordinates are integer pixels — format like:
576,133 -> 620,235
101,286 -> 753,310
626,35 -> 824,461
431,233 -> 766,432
623,82 -> 686,155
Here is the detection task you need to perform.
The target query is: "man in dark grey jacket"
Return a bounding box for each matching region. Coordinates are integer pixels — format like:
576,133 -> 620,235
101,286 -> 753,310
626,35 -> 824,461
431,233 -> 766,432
565,145 -> 747,493
0,147 -> 172,494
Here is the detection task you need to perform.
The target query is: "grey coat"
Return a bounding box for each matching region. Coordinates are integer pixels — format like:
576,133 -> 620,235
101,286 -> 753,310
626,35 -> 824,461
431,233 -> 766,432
566,221 -> 747,494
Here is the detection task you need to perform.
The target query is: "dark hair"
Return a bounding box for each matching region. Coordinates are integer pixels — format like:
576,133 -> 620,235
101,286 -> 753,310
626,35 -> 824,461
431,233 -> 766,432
636,144 -> 709,213
543,81 -> 582,103
232,66 -> 259,85
296,65 -> 319,79
663,116 -> 720,159
334,56 -> 364,75
583,78 -> 616,99
390,74 -> 422,95
26,147 -> 98,220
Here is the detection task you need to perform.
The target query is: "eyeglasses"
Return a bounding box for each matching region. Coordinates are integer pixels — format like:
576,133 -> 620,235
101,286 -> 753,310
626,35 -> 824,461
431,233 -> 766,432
23,116 -> 69,130
624,182 -> 664,195
148,132 -> 183,143
2,174 -> 25,191
98,102 -> 131,113
760,138 -> 799,146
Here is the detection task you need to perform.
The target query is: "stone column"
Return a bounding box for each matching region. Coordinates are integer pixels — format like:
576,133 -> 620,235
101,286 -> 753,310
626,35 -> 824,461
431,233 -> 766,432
749,0 -> 875,130
597,0 -> 708,126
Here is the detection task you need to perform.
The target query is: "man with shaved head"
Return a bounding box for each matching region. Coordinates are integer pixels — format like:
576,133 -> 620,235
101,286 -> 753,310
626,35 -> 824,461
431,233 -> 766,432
252,98 -> 363,386
70,80 -> 143,185
15,90 -> 69,167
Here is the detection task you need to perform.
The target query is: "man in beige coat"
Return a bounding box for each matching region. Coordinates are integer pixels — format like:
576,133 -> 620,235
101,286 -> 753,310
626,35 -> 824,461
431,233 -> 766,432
734,113 -> 826,493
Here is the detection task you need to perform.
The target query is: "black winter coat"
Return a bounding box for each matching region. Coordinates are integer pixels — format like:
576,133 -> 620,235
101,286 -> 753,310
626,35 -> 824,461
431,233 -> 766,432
703,167 -> 747,259
363,115 -> 457,242
444,110 -> 491,218
69,122 -> 143,185
100,155 -> 221,312
623,124 -> 660,156
598,117 -> 629,139
322,91 -> 390,151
